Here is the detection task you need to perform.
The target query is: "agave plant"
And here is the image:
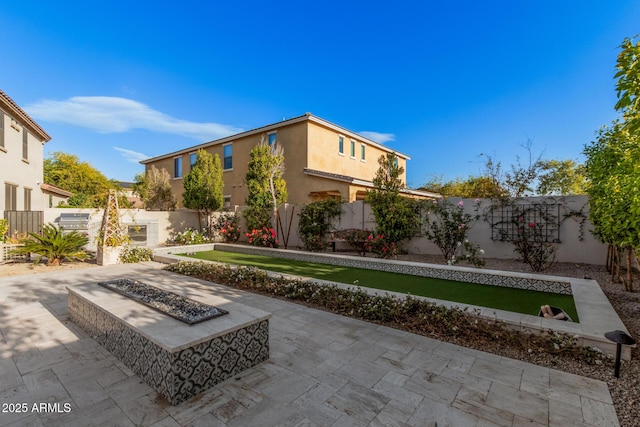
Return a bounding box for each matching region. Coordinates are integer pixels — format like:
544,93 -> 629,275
11,223 -> 89,265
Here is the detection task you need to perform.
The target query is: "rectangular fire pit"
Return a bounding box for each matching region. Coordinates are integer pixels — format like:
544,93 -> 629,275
67,279 -> 271,405
97,278 -> 228,324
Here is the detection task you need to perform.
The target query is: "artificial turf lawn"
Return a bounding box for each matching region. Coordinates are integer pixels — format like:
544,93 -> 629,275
183,250 -> 579,321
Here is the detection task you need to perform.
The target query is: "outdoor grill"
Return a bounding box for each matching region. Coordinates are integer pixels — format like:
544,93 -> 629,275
58,213 -> 90,235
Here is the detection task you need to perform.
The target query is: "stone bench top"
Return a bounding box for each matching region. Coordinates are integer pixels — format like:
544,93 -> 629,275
67,281 -> 272,353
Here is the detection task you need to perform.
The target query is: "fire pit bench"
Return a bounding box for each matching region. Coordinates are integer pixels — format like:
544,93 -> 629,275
67,281 -> 271,405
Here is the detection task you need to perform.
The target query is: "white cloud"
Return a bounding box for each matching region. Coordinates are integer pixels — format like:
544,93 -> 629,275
358,131 -> 396,144
24,96 -> 243,141
114,147 -> 149,164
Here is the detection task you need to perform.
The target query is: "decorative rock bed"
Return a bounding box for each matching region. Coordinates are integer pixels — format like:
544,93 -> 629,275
67,278 -> 271,405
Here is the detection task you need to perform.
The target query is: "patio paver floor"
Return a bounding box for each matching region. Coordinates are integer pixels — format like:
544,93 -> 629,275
0,263 -> 619,426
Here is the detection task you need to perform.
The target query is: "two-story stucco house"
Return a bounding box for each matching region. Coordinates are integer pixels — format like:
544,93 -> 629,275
141,113 -> 438,207
1,89 -> 51,213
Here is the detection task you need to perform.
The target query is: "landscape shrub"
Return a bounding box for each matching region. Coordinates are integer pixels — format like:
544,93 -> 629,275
0,219 -> 8,242
512,215 -> 556,272
364,234 -> 398,259
423,199 -> 484,267
119,246 -> 153,263
11,223 -> 89,265
172,228 -> 210,245
246,227 -> 278,248
334,229 -> 370,256
298,198 -> 342,252
214,212 -> 242,243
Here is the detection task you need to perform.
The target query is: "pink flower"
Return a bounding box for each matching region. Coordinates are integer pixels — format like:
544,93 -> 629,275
518,217 -> 524,222
529,222 -> 535,228
474,198 -> 480,204
457,201 -> 464,207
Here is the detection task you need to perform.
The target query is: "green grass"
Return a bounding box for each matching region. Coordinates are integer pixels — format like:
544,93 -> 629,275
183,250 -> 579,321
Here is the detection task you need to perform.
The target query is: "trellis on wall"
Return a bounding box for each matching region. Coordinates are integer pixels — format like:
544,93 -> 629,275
489,203 -> 561,243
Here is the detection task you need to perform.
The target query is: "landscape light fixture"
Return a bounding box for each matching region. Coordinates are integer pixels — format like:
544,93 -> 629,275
604,330 -> 636,378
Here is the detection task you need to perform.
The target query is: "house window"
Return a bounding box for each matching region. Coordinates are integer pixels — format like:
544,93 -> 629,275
268,132 -> 277,146
5,183 -> 17,210
24,188 -> 31,211
0,112 -> 5,148
338,136 -> 344,154
190,152 -> 197,170
22,129 -> 28,160
224,195 -> 231,208
223,144 -> 233,170
174,157 -> 183,178
350,140 -> 355,158
361,144 -> 366,161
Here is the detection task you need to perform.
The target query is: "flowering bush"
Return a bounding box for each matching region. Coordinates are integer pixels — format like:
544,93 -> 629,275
334,229 -> 371,256
364,234 -> 398,258
513,216 -> 556,271
119,246 -> 153,263
215,213 -> 241,243
451,239 -> 485,268
172,228 -> 211,245
423,199 -> 482,265
246,227 -> 279,248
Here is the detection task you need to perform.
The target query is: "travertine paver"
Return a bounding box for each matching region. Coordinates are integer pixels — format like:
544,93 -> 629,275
0,263 -> 620,426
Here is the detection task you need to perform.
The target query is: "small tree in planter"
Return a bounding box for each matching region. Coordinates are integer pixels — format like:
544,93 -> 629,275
97,189 -> 130,265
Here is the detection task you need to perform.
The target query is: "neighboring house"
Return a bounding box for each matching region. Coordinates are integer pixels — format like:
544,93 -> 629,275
117,181 -> 143,208
141,113 -> 439,207
0,89 -> 52,213
40,183 -> 72,208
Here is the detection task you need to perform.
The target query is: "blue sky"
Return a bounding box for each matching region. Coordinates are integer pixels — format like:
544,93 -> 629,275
2,1 -> 638,188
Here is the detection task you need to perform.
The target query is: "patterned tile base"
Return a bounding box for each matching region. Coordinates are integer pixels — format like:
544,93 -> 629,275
68,291 -> 269,405
214,243 -> 572,295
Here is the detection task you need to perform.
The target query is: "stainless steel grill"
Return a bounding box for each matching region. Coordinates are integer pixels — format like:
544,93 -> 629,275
58,213 -> 90,233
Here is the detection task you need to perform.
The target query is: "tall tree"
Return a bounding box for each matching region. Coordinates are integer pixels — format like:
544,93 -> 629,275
583,36 -> 640,290
133,166 -> 177,211
244,137 -> 287,231
44,151 -> 122,207
614,36 -> 640,132
421,175 -> 505,198
536,159 -> 587,195
183,149 -> 224,236
367,153 -> 419,246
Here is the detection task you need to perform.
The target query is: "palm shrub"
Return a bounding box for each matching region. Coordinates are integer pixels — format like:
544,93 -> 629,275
12,223 -> 89,265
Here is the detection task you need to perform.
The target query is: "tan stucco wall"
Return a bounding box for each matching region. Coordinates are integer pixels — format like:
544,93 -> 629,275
0,111 -> 46,211
144,117 -> 412,205
306,121 -> 407,184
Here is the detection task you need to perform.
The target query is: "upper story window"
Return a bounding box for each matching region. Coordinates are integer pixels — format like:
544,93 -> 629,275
350,140 -> 355,158
223,143 -> 233,170
0,112 -> 5,148
190,152 -> 197,170
5,183 -> 17,210
22,129 -> 28,160
338,136 -> 344,155
174,157 -> 183,178
268,132 -> 277,147
360,144 -> 366,161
